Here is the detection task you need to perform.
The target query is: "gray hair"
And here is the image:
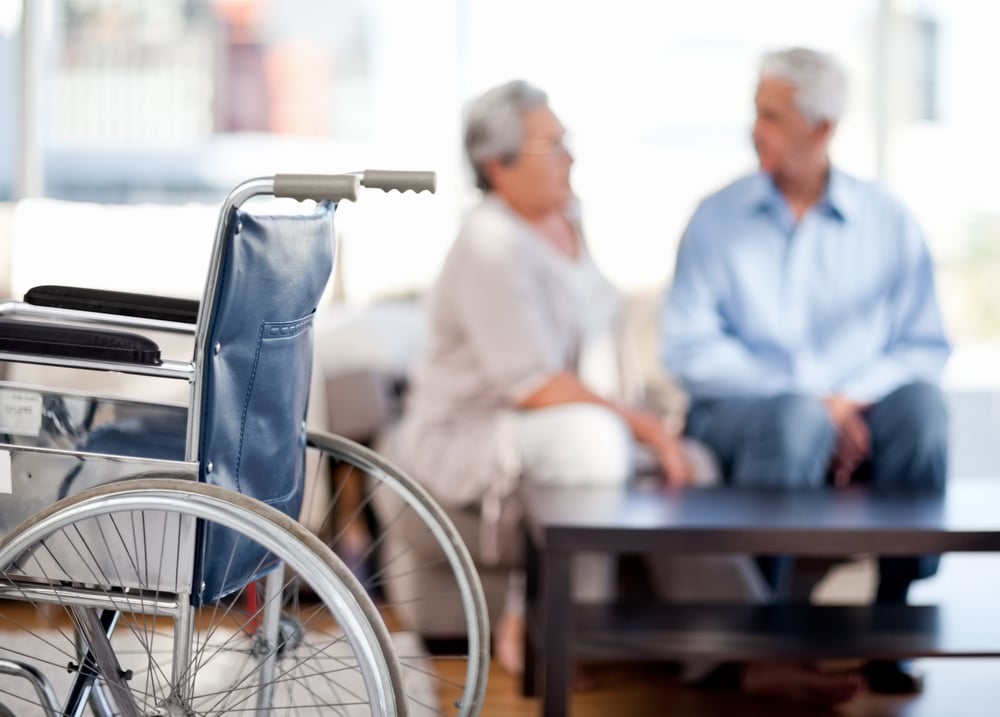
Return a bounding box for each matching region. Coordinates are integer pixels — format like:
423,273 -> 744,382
464,79 -> 549,191
760,47 -> 848,126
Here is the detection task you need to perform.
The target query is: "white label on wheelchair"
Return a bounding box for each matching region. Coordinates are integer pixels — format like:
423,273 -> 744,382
0,450 -> 9,493
0,390 -> 43,437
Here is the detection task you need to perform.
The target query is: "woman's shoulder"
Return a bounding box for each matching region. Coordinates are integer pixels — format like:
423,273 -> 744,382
454,196 -> 530,262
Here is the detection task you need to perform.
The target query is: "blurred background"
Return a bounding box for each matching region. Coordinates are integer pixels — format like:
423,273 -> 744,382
1,0 -> 998,346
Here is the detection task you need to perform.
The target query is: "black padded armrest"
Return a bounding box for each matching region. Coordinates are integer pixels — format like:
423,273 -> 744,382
25,285 -> 199,324
0,318 -> 162,365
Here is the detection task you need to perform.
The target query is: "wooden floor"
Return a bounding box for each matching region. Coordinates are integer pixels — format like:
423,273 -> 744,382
7,552 -> 1000,716
6,600 -> 1000,716
442,657 -> 1000,716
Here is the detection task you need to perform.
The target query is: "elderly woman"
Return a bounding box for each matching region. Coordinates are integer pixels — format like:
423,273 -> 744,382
397,78 -> 694,674
400,80 -> 694,501
397,80 -> 860,705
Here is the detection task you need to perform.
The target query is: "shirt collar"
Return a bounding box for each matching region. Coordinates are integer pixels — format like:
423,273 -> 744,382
744,168 -> 855,222
823,168 -> 856,221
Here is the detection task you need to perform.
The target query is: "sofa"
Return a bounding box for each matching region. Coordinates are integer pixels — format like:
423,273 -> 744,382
312,292 -> 695,638
313,299 -> 514,636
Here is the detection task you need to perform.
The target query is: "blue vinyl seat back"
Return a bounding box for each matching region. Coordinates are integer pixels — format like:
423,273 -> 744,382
195,204 -> 334,602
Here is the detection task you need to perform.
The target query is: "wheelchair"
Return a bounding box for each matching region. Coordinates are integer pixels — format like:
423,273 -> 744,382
0,172 -> 488,716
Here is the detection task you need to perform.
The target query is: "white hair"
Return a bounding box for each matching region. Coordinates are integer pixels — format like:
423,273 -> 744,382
464,79 -> 549,191
760,47 -> 848,125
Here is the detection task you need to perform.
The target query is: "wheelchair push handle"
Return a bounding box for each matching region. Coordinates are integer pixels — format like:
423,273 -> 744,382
361,169 -> 436,194
274,174 -> 361,203
272,170 -> 436,203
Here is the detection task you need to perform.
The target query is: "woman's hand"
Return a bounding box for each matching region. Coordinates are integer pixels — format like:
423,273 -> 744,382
625,409 -> 695,488
655,433 -> 695,488
518,373 -> 697,487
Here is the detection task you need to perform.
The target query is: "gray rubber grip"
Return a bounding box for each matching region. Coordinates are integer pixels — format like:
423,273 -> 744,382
362,170 -> 437,194
274,174 -> 360,202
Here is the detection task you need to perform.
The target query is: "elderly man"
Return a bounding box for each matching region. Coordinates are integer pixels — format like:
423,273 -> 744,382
662,47 -> 951,694
399,79 -> 862,705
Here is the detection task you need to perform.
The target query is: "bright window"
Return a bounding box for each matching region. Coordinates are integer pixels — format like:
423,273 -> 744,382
2,0 -> 997,345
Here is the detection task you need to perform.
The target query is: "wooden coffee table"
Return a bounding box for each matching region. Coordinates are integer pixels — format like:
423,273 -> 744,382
520,480 -> 1000,716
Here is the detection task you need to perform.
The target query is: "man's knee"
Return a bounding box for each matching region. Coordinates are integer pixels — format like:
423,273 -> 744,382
878,381 -> 948,442
870,382 -> 948,489
735,393 -> 835,488
768,393 -> 833,437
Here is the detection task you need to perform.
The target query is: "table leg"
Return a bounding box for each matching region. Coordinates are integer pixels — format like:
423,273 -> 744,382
523,528 -> 539,697
541,549 -> 572,717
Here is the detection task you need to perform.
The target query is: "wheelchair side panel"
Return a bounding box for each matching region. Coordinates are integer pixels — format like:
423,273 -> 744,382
0,385 -> 197,591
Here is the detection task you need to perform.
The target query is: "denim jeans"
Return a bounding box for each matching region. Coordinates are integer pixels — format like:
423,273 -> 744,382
685,381 -> 949,600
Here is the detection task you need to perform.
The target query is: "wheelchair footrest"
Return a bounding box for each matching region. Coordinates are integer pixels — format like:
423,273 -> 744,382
0,318 -> 162,365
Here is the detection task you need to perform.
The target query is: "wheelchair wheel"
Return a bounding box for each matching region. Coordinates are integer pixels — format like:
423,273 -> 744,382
305,431 -> 490,717
0,477 -> 406,716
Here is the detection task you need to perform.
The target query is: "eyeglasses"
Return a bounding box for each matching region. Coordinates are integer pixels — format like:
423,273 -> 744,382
519,135 -> 572,157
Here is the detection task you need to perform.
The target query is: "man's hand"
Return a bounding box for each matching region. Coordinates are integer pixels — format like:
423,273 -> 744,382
823,395 -> 871,487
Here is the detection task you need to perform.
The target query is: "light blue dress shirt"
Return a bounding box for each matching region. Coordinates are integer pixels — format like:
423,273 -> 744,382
661,169 -> 951,404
